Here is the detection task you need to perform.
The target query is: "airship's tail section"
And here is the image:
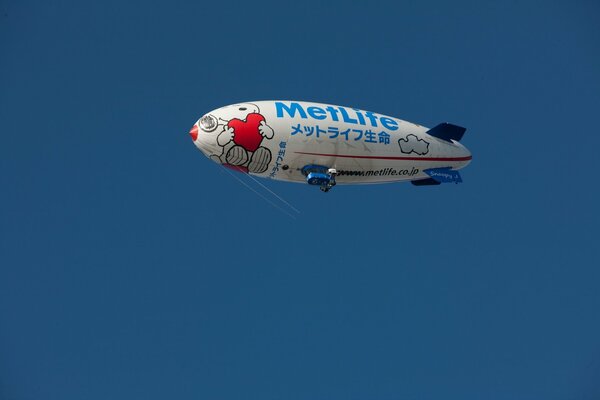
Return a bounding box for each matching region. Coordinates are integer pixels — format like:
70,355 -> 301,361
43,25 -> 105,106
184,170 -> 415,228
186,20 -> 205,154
412,167 -> 463,186
411,178 -> 441,186
427,123 -> 466,142
425,167 -> 463,183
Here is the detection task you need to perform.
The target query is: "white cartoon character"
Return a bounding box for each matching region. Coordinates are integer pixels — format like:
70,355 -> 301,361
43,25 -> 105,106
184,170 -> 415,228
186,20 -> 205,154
208,103 -> 274,173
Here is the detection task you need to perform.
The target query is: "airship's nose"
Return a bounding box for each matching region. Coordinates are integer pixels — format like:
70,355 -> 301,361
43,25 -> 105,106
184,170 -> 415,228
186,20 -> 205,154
189,124 -> 198,141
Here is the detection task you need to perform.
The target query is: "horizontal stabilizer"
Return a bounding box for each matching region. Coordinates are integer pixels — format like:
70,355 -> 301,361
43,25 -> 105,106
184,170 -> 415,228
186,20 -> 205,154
424,167 -> 463,184
411,178 -> 441,186
427,123 -> 466,142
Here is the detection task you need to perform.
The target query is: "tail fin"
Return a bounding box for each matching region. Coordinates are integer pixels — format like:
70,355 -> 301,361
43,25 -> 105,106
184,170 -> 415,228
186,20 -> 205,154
424,167 -> 462,184
411,178 -> 441,186
427,123 -> 466,142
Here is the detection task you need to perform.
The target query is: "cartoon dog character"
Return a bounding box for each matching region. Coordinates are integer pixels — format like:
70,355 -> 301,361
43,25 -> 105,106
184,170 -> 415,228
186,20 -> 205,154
210,103 -> 274,173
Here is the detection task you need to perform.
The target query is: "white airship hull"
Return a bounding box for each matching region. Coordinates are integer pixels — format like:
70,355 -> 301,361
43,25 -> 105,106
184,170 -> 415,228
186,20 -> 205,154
190,101 -> 472,187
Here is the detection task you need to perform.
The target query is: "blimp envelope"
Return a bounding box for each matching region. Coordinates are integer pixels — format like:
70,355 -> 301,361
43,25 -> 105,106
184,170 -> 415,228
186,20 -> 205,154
190,101 -> 472,192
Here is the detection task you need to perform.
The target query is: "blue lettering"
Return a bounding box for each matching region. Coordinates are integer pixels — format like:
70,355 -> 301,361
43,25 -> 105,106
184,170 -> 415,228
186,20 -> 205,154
380,117 -> 398,131
354,109 -> 366,125
325,106 -> 339,121
364,111 -> 379,127
276,102 -> 307,119
276,102 -> 394,130
339,107 -> 358,124
307,106 -> 327,120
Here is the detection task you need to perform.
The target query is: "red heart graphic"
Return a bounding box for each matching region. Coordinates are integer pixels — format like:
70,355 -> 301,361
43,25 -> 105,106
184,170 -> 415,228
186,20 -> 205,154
223,164 -> 249,174
227,113 -> 265,152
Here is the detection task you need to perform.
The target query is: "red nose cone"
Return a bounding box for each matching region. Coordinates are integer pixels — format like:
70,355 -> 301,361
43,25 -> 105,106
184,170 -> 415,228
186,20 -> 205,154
189,124 -> 198,141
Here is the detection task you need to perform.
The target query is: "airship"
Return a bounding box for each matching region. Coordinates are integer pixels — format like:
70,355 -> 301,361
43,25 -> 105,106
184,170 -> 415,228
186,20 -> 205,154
189,101 -> 472,192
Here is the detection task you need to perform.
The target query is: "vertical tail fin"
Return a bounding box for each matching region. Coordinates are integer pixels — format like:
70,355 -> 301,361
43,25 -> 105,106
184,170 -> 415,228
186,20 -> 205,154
427,123 -> 466,142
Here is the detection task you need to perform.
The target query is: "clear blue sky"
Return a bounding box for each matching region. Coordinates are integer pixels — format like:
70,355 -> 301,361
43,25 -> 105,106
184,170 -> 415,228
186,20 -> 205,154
1,1 -> 599,399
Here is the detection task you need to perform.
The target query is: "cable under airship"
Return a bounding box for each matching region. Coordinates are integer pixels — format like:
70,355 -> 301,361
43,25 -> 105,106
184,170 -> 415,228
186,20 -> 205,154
189,101 -> 472,192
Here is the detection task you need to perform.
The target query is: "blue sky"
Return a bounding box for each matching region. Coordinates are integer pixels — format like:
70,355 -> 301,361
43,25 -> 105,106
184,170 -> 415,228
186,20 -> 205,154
1,0 -> 599,399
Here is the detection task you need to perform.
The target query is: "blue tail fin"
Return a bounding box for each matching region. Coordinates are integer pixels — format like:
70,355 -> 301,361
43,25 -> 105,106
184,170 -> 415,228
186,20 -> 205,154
411,178 -> 441,186
424,167 -> 462,184
427,123 -> 466,142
